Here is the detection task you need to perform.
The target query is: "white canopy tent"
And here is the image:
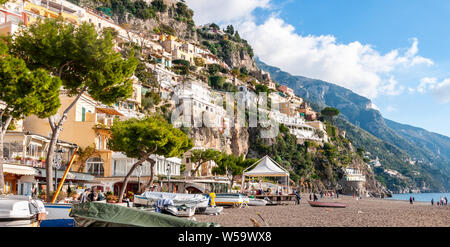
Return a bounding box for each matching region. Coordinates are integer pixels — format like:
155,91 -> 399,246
241,155 -> 290,194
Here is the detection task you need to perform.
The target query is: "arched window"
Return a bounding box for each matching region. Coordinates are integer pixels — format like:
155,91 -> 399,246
86,157 -> 104,176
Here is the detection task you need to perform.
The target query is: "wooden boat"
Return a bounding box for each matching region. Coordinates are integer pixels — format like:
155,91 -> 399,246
248,198 -> 268,206
69,202 -> 219,227
196,206 -> 223,215
134,192 -> 209,208
308,201 -> 346,208
214,193 -> 245,207
0,195 -> 47,227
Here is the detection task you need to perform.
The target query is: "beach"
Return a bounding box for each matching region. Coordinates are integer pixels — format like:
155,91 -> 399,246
195,195 -> 450,227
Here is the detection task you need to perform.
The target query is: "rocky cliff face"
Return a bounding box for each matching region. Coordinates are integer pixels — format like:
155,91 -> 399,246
190,126 -> 249,157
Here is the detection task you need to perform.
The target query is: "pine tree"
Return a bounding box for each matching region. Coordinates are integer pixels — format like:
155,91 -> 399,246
8,19 -> 138,200
108,115 -> 193,202
0,42 -> 61,194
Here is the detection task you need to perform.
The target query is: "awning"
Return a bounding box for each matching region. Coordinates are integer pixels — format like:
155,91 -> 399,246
243,156 -> 289,177
3,164 -> 39,176
96,107 -> 124,116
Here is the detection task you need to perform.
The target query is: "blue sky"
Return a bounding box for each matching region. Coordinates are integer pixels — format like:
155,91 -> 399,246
186,0 -> 450,137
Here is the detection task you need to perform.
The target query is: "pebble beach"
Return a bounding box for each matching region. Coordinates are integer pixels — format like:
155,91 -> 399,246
195,195 -> 450,227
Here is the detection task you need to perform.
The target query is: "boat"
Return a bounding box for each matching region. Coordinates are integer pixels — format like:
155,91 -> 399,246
136,204 -> 196,217
196,206 -> 223,215
40,203 -> 75,227
214,193 -> 245,207
0,195 -> 47,227
248,198 -> 268,206
134,192 -> 209,209
69,202 -> 220,227
307,201 -> 347,208
174,204 -> 196,217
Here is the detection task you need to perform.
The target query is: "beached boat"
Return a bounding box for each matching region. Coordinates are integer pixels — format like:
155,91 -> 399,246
136,204 -> 196,217
0,195 -> 47,227
69,202 -> 219,227
134,192 -> 209,208
308,201 -> 346,208
248,198 -> 268,206
40,203 -> 75,227
196,206 -> 224,215
214,193 -> 245,207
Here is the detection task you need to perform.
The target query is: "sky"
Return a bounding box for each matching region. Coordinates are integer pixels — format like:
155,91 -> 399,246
185,0 -> 450,137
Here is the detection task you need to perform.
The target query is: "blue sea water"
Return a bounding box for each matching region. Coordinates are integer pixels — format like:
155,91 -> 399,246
387,193 -> 450,202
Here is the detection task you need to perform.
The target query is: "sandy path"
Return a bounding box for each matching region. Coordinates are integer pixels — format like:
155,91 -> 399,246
194,195 -> 450,227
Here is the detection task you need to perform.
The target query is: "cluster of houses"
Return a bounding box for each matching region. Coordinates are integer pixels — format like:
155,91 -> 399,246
0,0 -> 332,197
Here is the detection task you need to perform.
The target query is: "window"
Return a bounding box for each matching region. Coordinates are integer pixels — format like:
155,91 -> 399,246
81,107 -> 86,122
86,157 -> 104,176
97,135 -> 102,149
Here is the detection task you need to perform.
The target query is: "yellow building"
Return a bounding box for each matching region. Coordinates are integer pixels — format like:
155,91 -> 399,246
23,0 -> 82,25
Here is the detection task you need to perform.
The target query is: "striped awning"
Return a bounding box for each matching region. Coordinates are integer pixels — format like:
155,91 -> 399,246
3,164 -> 39,176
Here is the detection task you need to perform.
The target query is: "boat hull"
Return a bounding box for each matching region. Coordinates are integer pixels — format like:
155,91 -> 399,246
248,199 -> 268,206
307,201 -> 346,208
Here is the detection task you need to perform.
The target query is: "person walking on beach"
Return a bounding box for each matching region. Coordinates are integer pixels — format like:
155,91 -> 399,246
431,198 -> 434,205
313,194 -> 318,202
294,190 -> 301,205
409,196 -> 413,204
309,193 -> 312,201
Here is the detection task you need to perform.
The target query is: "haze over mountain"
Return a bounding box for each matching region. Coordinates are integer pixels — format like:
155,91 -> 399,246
256,58 -> 450,192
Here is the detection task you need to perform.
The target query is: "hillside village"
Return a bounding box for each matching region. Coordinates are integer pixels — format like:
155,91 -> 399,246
0,0 -> 389,199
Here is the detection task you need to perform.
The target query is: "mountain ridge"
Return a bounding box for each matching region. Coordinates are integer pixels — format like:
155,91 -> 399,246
255,57 -> 450,192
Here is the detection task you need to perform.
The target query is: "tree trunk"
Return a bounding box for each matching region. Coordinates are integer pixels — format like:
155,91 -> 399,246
191,161 -> 204,177
141,158 -> 156,192
0,132 -> 5,195
45,125 -> 61,202
45,88 -> 86,202
118,154 -> 151,203
0,115 -> 13,195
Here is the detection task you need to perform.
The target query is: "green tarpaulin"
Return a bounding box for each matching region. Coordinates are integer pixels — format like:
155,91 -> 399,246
69,202 -> 220,227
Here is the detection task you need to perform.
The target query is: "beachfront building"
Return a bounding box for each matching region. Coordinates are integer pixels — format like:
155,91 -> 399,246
343,168 -> 367,197
1,130 -> 93,196
88,152 -> 182,194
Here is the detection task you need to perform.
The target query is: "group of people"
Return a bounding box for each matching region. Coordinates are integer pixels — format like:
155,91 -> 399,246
78,188 -> 106,202
292,190 -> 340,205
431,196 -> 448,206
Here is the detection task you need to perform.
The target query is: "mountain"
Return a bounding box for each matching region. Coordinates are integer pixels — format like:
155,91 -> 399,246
385,119 -> 450,173
255,57 -> 450,192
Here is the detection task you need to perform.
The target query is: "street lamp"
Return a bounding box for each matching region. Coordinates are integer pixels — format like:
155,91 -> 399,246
166,162 -> 171,193
137,165 -> 142,193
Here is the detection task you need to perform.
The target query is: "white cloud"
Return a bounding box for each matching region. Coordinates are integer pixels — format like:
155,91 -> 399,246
186,1 -> 434,99
237,17 -> 432,98
386,106 -> 398,113
416,77 -> 450,103
431,79 -> 450,103
417,77 -> 437,93
185,0 -> 270,25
